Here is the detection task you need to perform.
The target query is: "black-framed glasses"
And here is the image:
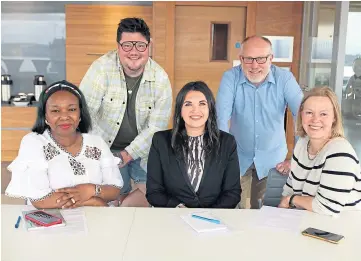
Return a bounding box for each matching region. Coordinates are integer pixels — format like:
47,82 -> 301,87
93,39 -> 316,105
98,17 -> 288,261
119,41 -> 149,52
241,55 -> 271,64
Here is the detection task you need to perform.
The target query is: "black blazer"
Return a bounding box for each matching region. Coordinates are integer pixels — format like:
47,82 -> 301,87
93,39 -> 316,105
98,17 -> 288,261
146,129 -> 241,208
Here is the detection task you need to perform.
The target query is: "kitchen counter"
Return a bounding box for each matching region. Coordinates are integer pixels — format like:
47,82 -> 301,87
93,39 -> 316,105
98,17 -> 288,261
1,101 -> 39,107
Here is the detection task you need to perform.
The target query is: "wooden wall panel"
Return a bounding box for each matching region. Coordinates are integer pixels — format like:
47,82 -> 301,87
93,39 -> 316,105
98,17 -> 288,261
165,2 -> 175,90
65,5 -> 153,85
152,2 -> 175,128
152,2 -> 167,69
175,1 -> 248,7
1,107 -> 37,128
66,5 -> 153,45
1,130 -> 31,161
66,45 -> 112,86
245,2 -> 257,37
1,107 -> 36,161
1,151 -> 20,162
255,1 -> 302,78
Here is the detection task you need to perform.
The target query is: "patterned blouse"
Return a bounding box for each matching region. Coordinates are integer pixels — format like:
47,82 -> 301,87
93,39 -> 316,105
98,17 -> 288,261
5,131 -> 123,203
185,135 -> 205,192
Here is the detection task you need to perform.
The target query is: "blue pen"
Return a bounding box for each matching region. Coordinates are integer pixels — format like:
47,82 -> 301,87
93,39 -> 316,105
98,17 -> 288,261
191,214 -> 221,224
15,216 -> 21,229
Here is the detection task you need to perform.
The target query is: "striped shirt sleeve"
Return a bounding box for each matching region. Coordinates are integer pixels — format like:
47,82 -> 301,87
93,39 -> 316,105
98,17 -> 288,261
312,152 -> 361,216
282,175 -> 294,197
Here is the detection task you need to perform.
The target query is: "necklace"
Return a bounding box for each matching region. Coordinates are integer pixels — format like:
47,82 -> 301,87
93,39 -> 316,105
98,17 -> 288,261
307,139 -> 330,160
126,74 -> 142,95
47,129 -> 83,157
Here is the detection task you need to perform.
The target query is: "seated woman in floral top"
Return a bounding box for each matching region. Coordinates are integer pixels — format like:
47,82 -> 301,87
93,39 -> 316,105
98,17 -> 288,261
6,80 -> 123,209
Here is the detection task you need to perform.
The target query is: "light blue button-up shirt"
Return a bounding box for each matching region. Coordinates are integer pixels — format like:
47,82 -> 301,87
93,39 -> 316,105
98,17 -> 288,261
216,65 -> 303,179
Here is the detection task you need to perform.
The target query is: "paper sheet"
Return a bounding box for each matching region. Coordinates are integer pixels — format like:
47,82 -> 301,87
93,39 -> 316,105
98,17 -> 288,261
181,211 -> 228,233
253,206 -> 305,233
22,206 -> 88,235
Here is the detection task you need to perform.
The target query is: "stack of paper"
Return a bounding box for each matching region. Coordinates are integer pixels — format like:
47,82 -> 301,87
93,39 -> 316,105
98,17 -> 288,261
181,211 -> 228,233
253,206 -> 305,233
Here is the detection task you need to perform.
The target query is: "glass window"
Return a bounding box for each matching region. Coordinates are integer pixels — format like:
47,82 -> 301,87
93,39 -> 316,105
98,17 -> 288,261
1,13 -> 66,95
308,2 -> 336,90
301,1 -> 361,158
210,23 -> 228,61
341,8 -> 361,158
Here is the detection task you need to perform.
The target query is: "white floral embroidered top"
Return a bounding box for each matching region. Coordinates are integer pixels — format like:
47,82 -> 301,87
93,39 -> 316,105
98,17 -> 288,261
5,131 -> 124,203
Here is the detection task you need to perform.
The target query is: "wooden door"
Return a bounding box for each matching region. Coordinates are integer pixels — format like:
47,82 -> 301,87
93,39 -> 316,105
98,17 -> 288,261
174,6 -> 246,96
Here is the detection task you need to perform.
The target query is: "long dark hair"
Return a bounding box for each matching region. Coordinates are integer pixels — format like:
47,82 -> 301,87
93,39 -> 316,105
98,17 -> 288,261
32,80 -> 92,134
171,81 -> 220,158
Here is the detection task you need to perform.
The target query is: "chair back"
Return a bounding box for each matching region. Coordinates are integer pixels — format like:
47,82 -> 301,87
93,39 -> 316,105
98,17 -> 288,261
263,168 -> 288,207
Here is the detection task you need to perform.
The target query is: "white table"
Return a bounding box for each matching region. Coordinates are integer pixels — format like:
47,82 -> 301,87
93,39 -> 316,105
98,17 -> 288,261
2,205 -> 361,261
1,205 -> 136,261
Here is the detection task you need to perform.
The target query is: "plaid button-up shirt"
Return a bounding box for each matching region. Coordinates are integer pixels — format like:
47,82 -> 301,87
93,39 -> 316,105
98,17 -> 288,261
79,50 -> 172,171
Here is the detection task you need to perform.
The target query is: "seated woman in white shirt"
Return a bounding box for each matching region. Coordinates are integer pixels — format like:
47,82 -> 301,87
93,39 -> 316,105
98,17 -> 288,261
5,80 -> 123,209
279,86 -> 361,216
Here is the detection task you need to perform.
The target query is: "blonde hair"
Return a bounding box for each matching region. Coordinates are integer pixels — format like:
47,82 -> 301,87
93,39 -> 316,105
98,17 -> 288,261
296,86 -> 344,138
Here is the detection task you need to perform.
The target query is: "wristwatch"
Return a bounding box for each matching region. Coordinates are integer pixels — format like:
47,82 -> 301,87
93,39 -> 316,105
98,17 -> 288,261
95,184 -> 102,197
289,194 -> 297,208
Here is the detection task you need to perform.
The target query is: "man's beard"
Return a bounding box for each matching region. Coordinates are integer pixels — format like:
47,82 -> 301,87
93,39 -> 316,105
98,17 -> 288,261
242,66 -> 270,84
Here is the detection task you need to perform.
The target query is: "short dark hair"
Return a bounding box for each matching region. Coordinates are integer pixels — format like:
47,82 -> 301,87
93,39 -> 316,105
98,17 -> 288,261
171,81 -> 220,158
32,80 -> 92,134
116,17 -> 151,43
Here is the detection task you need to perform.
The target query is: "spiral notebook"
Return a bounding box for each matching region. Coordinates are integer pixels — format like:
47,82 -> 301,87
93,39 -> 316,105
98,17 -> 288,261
180,212 -> 228,233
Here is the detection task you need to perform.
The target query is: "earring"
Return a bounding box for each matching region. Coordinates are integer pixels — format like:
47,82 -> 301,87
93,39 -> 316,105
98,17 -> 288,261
79,118 -> 81,122
45,119 -> 49,125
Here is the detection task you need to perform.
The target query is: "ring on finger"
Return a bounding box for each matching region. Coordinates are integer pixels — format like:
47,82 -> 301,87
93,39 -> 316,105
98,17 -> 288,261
71,198 -> 76,204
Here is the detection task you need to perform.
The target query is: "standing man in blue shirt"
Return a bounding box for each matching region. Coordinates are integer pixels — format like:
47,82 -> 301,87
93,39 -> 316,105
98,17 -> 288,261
216,36 -> 303,209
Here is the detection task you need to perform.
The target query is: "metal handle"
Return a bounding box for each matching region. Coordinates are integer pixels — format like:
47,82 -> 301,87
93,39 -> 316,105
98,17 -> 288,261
86,53 -> 104,56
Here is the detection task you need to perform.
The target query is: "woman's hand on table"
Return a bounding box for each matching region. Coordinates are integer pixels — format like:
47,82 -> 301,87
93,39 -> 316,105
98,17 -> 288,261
278,196 -> 290,208
56,184 -> 96,208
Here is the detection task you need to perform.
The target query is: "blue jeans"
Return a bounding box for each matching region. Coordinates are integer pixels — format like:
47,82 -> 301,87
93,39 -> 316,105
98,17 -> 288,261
119,158 -> 147,195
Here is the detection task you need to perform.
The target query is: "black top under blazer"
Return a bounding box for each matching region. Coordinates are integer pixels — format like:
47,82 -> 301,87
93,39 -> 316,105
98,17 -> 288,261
146,129 -> 241,208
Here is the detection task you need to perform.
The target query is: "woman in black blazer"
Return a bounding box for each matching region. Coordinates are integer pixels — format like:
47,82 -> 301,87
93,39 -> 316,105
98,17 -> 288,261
146,81 -> 241,208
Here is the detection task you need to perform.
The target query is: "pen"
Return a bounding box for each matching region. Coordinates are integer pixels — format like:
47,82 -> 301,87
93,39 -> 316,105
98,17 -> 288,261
15,216 -> 21,229
191,214 -> 221,224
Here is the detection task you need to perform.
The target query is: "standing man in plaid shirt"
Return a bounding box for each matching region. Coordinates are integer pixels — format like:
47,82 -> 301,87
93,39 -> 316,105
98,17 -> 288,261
80,18 -> 172,207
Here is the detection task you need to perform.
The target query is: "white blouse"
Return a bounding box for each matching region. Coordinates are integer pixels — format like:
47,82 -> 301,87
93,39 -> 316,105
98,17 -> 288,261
5,131 -> 123,202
